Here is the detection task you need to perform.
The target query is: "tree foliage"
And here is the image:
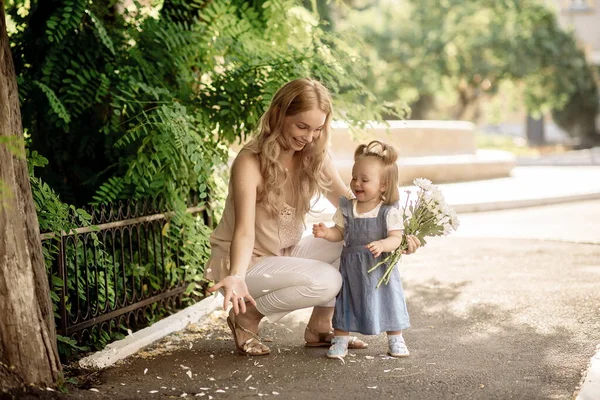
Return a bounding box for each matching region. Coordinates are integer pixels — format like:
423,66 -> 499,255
7,0 -> 399,207
5,0 -> 398,356
334,0 -> 598,144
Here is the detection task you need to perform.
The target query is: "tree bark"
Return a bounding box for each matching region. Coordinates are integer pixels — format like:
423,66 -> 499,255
453,86 -> 481,121
0,0 -> 61,390
408,93 -> 436,120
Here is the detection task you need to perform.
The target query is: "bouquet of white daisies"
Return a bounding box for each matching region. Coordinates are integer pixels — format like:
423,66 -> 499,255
368,178 -> 460,288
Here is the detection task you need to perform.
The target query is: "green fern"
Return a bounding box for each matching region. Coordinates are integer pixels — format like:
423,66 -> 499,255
45,0 -> 87,44
92,177 -> 124,205
33,81 -> 72,124
87,10 -> 115,55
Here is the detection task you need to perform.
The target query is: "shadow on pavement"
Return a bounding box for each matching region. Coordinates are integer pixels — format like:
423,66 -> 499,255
88,237 -> 599,400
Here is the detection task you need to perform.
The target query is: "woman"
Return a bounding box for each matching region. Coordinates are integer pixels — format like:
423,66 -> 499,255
206,78 -> 421,355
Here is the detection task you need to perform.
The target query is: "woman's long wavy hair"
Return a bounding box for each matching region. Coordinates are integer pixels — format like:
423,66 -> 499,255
354,140 -> 400,205
244,78 -> 333,219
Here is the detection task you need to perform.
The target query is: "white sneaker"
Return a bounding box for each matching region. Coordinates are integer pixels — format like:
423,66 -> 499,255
388,335 -> 410,357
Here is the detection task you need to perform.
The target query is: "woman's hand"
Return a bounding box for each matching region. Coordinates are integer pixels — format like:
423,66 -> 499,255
402,235 -> 421,254
207,275 -> 257,314
323,152 -> 352,208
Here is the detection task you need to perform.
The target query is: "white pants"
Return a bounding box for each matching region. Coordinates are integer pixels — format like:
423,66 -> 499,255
245,236 -> 343,322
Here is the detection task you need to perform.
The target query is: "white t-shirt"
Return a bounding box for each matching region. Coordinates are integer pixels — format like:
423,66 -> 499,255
333,200 -> 403,231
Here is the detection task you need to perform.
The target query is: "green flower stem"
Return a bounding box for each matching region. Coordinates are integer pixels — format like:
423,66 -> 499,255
367,241 -> 407,288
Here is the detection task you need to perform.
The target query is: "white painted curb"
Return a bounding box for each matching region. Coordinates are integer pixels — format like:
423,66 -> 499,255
578,347 -> 600,400
453,192 -> 600,214
78,293 -> 223,370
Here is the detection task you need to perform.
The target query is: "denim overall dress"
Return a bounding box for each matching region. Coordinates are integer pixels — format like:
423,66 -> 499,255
332,197 -> 410,335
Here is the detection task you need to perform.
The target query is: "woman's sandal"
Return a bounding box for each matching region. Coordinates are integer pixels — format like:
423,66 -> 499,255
304,326 -> 368,349
226,315 -> 270,356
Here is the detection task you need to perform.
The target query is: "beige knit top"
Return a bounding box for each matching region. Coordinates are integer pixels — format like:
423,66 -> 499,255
204,187 -> 305,282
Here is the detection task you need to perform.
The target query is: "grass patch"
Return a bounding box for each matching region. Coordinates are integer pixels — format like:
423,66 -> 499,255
476,133 -> 571,157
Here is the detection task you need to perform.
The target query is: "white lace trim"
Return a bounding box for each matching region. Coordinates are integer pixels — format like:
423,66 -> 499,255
332,201 -> 403,231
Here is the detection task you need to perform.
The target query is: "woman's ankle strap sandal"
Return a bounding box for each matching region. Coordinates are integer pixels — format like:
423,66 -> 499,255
227,316 -> 270,356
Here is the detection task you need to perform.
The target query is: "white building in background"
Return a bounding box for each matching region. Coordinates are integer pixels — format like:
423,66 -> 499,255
544,0 -> 600,65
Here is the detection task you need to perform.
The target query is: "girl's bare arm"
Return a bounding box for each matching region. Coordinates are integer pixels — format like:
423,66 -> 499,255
366,230 -> 403,258
312,222 -> 344,242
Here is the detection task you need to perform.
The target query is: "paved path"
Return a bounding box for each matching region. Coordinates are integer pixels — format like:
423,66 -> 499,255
455,199 -> 600,244
518,147 -> 600,166
89,238 -> 600,400
87,200 -> 600,399
433,166 -> 600,211
50,167 -> 600,400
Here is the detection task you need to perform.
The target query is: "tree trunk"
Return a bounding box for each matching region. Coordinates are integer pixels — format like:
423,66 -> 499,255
453,86 -> 481,121
408,93 -> 436,120
0,1 -> 61,390
526,114 -> 546,147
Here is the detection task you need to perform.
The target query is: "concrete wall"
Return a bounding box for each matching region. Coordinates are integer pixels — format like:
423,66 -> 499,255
330,120 -> 515,186
329,120 -> 477,157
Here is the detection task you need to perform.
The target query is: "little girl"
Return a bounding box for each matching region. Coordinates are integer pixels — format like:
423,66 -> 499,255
313,140 -> 410,359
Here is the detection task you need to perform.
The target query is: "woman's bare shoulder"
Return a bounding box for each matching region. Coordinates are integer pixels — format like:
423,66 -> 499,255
233,149 -> 260,170
232,149 -> 262,187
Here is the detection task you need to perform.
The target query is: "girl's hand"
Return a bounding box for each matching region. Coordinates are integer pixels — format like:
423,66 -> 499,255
402,235 -> 421,255
207,275 -> 257,314
366,240 -> 384,258
312,222 -> 328,239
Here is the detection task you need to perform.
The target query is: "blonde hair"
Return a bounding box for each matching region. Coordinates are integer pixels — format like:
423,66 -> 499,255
244,78 -> 333,218
353,140 -> 400,205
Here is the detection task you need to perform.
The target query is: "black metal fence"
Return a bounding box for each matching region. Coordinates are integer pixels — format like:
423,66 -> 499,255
41,200 -> 210,344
